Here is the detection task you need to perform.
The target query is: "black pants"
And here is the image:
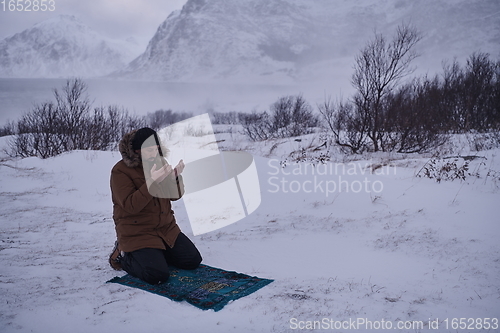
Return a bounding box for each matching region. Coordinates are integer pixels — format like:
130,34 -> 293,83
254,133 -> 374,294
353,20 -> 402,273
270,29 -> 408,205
121,232 -> 202,285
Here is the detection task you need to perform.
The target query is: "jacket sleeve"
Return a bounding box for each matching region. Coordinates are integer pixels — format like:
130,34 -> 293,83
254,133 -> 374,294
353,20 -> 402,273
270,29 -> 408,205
111,168 -> 153,215
170,174 -> 185,201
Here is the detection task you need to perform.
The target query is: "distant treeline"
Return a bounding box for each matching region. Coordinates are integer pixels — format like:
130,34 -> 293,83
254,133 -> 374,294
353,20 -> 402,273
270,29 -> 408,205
212,52 -> 500,153
237,24 -> 500,154
317,51 -> 500,153
2,79 -> 194,158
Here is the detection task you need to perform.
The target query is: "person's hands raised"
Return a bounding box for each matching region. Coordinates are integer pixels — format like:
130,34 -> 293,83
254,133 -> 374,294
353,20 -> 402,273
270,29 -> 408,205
150,163 -> 173,184
173,159 -> 185,177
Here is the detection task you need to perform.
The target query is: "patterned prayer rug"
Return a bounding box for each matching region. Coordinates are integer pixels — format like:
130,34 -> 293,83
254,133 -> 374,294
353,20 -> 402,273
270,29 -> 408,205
107,264 -> 273,311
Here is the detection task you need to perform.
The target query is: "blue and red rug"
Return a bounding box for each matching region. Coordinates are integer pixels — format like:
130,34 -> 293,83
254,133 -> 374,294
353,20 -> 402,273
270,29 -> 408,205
107,264 -> 273,311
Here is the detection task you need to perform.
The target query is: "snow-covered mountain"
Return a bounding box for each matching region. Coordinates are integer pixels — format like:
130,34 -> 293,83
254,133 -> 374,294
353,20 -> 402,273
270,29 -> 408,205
0,15 -> 140,78
114,0 -> 500,82
1,1 -> 498,81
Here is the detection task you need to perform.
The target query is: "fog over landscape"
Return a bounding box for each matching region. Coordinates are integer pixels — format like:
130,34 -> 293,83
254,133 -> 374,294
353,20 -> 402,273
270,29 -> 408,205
0,0 -> 499,125
0,1 -> 499,332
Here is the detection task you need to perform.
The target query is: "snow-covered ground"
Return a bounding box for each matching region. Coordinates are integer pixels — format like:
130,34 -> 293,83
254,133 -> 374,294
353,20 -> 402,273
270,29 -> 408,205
0,130 -> 499,333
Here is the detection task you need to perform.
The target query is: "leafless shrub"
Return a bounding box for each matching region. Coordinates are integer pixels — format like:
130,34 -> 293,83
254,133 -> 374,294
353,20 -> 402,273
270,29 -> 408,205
210,111 -> 242,125
146,109 -> 192,130
318,97 -> 368,153
241,95 -> 318,141
416,157 -> 485,183
240,110 -> 272,141
319,25 -> 500,154
0,120 -> 16,137
383,78 -> 449,153
106,105 -> 147,145
269,94 -> 318,138
466,132 -> 500,151
8,78 -> 146,158
13,102 -> 65,158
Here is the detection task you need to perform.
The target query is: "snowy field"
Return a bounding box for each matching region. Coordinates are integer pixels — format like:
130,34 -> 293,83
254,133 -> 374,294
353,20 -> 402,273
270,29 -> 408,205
0,130 -> 499,333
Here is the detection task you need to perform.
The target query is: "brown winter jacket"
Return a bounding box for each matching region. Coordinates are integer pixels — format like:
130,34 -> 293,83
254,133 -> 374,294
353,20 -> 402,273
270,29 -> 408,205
110,130 -> 184,253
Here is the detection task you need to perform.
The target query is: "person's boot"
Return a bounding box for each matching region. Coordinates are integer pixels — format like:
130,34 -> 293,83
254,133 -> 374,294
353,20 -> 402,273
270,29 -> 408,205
109,241 -> 123,271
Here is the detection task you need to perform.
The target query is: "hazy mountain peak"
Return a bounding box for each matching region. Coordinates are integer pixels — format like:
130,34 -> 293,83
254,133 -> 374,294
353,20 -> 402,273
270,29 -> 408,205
0,15 -> 139,78
113,0 -> 500,83
1,0 -> 498,81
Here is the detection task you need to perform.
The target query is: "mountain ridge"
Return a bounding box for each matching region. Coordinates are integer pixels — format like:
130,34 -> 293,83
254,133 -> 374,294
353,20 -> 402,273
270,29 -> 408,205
0,15 -> 140,79
1,1 -> 499,81
113,0 -> 500,83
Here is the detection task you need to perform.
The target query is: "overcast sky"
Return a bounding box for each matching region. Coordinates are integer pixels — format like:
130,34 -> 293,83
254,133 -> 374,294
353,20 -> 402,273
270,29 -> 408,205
0,0 -> 188,43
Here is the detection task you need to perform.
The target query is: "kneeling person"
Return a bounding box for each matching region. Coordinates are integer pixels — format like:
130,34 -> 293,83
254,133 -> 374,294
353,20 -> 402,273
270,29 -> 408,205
109,127 -> 202,284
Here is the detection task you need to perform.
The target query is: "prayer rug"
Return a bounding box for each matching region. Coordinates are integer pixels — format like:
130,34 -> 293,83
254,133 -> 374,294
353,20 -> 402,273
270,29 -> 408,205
107,264 -> 273,311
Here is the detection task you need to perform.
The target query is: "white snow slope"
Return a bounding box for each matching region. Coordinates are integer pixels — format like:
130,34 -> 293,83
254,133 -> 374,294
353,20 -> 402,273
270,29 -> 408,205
0,131 -> 499,333
0,15 -> 139,79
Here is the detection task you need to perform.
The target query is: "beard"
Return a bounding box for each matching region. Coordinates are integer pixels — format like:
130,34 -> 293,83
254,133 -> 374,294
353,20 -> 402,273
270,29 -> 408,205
142,156 -> 167,175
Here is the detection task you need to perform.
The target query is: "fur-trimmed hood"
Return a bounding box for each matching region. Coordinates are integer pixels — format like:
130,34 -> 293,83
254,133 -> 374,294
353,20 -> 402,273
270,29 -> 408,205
118,129 -> 169,168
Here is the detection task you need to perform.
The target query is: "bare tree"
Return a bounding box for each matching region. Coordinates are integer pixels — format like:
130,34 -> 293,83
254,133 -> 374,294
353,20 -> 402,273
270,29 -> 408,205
54,78 -> 92,151
241,94 -> 318,141
0,120 -> 16,137
268,95 -> 317,138
318,97 -> 368,153
461,52 -> 498,131
146,109 -> 192,130
12,102 -> 65,158
8,79 -> 148,158
351,23 -> 422,151
210,111 -> 241,125
384,78 -> 448,153
240,111 -> 271,141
